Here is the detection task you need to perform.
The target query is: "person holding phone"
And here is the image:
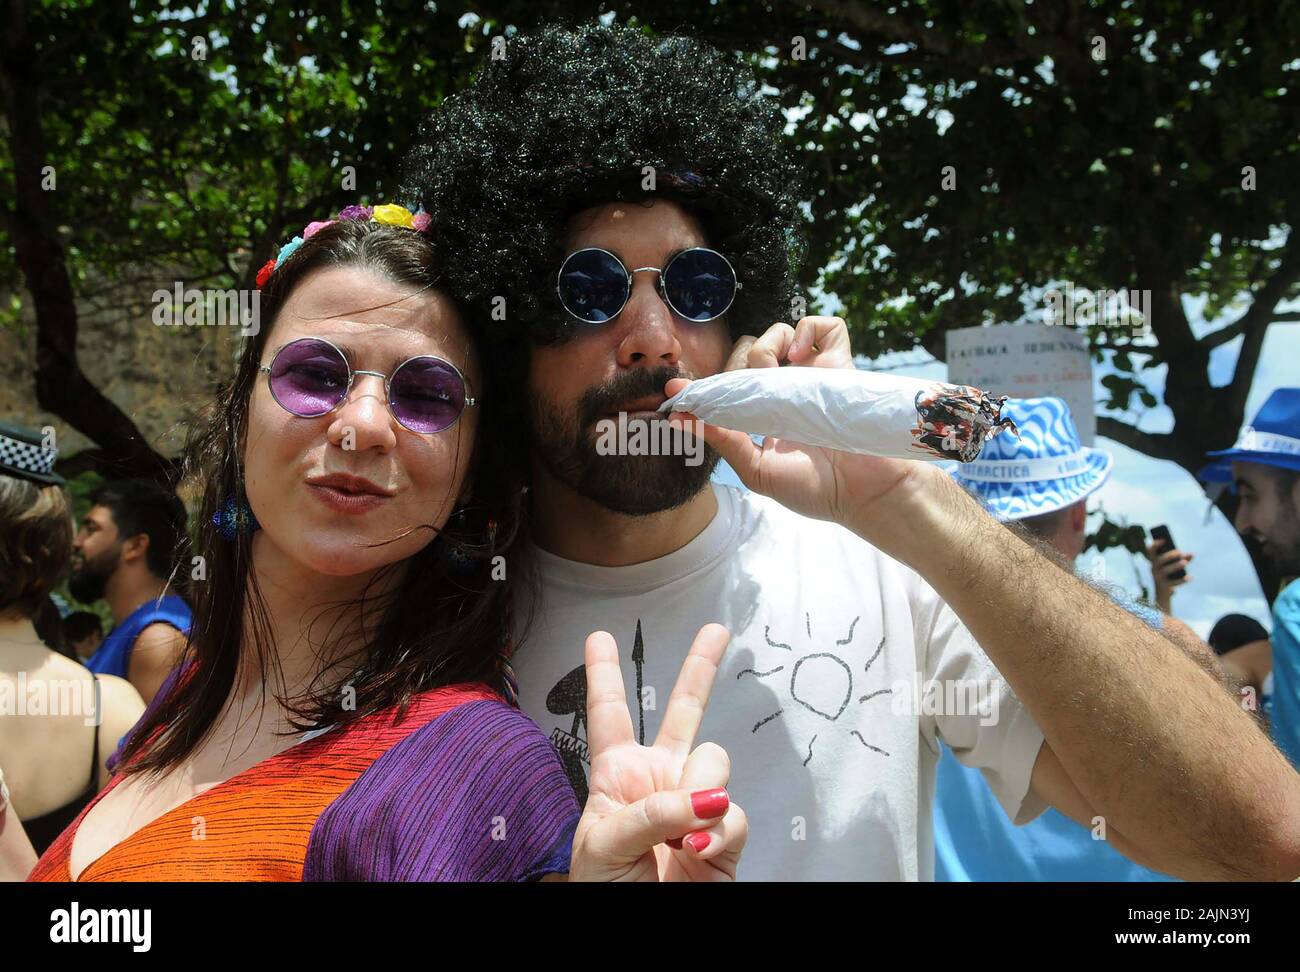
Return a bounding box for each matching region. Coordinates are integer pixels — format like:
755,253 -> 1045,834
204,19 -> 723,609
1145,524 -> 1195,615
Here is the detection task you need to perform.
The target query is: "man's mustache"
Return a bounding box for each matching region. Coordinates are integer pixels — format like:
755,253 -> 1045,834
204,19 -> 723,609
578,366 -> 690,428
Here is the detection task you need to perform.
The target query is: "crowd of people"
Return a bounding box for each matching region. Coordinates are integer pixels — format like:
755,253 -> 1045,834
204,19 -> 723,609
1,22 -> 1297,883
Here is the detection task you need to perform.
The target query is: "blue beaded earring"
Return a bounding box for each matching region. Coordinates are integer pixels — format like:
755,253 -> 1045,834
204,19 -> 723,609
212,494 -> 260,541
442,511 -> 497,575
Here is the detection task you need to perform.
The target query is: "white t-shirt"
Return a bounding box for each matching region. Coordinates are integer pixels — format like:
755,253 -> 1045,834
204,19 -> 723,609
511,483 -> 1047,880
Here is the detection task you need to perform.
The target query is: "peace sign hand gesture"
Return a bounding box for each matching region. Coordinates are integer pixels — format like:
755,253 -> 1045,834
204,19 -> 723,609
569,623 -> 747,882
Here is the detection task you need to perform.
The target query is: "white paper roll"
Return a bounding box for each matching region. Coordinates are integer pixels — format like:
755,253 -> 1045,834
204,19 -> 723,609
659,367 -> 1016,462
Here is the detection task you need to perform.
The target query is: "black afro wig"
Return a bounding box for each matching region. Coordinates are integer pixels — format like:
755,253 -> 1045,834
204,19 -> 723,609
403,21 -> 806,347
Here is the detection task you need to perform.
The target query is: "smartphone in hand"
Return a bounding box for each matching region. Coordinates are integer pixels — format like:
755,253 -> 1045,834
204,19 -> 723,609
1149,524 -> 1187,581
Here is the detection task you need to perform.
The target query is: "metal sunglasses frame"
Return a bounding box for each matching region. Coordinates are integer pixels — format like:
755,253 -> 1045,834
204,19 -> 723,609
555,245 -> 743,325
258,335 -> 478,434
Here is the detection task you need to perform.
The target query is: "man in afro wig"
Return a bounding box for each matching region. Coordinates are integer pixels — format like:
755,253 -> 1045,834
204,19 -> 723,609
403,21 -> 805,348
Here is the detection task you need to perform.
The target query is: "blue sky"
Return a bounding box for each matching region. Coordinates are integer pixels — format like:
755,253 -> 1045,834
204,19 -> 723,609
712,314 -> 1299,638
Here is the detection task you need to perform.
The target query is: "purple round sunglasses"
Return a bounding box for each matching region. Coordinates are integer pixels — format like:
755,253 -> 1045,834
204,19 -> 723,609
258,336 -> 477,435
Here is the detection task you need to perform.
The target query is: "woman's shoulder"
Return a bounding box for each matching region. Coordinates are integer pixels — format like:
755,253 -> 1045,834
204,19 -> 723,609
390,680 -> 511,726
95,673 -> 144,714
34,649 -> 94,682
334,682 -> 536,755
367,683 -> 567,788
304,683 -> 579,881
93,675 -> 145,774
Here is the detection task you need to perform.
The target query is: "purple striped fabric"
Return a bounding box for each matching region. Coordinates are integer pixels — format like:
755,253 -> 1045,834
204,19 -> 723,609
303,699 -> 580,881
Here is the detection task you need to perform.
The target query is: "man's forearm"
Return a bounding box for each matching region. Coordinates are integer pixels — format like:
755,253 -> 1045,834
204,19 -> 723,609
857,468 -> 1300,880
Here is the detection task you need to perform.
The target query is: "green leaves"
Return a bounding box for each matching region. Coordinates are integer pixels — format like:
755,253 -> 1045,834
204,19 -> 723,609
4,1 -> 504,298
1100,372 -> 1159,411
1085,511 -> 1149,557
7,1 -> 1297,486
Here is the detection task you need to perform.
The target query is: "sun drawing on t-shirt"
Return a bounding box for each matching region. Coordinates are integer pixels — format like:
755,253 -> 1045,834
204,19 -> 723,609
738,613 -> 892,765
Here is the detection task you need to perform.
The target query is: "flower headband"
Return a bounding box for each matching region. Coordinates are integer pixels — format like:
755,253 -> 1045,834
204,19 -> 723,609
255,203 -> 432,289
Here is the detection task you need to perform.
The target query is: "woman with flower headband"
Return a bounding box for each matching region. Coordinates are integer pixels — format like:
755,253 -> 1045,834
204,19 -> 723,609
24,204 -> 745,882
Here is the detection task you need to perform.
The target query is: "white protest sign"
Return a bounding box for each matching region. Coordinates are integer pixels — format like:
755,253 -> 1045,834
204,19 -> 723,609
945,324 -> 1096,445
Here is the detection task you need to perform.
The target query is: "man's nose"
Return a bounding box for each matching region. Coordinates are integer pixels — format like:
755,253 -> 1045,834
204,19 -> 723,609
328,373 -> 398,452
615,273 -> 681,367
1234,504 -> 1257,539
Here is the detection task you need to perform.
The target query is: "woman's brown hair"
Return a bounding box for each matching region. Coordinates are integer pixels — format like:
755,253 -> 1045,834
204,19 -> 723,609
0,476 -> 73,618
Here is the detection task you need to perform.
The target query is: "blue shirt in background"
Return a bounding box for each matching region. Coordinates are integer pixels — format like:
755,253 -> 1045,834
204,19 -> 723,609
85,594 -> 192,680
1269,579 -> 1300,770
934,745 -> 1177,881
933,588 -> 1177,882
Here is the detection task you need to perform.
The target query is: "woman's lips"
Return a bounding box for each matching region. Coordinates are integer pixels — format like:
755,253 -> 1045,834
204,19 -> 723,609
305,474 -> 395,515
306,483 -> 391,514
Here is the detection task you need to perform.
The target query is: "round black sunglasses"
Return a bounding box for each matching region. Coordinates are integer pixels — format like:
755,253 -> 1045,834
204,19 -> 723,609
556,246 -> 742,325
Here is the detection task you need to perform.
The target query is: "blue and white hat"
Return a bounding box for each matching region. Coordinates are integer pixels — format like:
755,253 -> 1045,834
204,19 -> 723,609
0,422 -> 64,486
1206,388 -> 1300,475
953,397 -> 1112,521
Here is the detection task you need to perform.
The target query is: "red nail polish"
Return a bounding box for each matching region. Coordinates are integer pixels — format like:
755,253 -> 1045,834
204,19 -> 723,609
666,837 -> 683,850
691,787 -> 729,819
685,832 -> 711,854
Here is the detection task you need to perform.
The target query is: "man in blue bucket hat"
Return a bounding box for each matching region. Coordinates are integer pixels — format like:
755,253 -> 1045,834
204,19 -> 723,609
935,397 -> 1210,880
1208,388 -> 1300,768
951,396 -> 1113,558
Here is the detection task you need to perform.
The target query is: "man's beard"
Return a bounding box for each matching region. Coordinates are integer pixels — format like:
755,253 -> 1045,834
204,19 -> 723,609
529,364 -> 721,517
1263,497 -> 1300,577
68,545 -> 121,604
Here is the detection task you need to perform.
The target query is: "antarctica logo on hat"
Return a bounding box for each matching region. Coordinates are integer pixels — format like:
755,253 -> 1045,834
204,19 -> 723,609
0,422 -> 64,486
1206,388 -> 1300,475
953,397 -> 1112,522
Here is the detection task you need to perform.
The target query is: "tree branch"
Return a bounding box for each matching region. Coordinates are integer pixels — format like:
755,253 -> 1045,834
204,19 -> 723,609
1201,307 -> 1300,352
1227,239 -> 1300,414
1096,416 -> 1181,462
54,448 -> 181,482
797,0 -> 1095,76
1,0 -> 172,483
